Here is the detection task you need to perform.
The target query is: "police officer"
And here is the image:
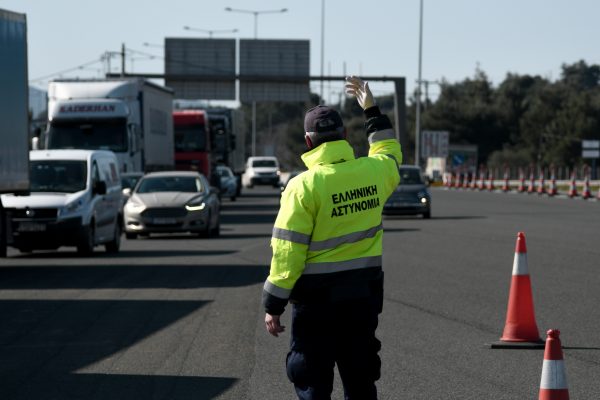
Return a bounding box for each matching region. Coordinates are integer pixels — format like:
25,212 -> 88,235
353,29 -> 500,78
263,76 -> 401,400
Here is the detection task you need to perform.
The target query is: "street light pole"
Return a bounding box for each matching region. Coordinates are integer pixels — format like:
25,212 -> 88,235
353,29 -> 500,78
415,0 -> 424,167
225,7 -> 288,157
183,26 -> 238,38
321,0 -> 325,103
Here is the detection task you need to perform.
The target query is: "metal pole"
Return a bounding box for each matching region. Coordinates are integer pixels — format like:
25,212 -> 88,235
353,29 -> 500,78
252,102 -> 257,156
254,13 -> 258,39
121,43 -> 126,77
415,0 -> 423,167
320,0 -> 325,103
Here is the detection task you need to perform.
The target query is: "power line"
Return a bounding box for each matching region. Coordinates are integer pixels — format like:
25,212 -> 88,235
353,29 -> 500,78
29,57 -> 104,83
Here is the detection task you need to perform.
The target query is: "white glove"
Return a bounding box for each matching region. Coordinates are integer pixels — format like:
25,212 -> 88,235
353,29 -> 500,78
344,75 -> 375,110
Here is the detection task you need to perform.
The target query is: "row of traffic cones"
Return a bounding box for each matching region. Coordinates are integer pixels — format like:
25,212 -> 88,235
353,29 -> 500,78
446,170 -> 600,199
492,232 -> 570,399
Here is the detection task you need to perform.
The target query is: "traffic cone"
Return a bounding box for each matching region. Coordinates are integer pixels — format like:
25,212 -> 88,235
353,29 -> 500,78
528,169 -> 536,194
537,169 -> 546,195
470,172 -> 477,190
487,170 -> 495,191
502,168 -> 510,192
582,175 -> 591,199
517,168 -> 526,193
539,329 -> 569,400
548,169 -> 557,197
456,171 -> 463,189
491,232 -> 544,348
568,172 -> 578,198
478,170 -> 486,191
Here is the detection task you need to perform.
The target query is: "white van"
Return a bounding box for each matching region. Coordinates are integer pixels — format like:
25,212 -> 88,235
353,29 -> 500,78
0,150 -> 123,254
242,156 -> 281,188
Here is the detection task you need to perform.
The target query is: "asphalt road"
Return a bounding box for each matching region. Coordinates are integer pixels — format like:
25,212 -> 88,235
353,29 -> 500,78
1,187 -> 599,399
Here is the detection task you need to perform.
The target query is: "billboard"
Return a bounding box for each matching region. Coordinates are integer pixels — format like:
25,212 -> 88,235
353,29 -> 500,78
165,38 -> 236,100
421,130 -> 449,158
239,39 -> 309,102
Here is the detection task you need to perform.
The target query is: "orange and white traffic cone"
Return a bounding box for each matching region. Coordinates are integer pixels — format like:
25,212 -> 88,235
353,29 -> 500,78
539,329 -> 569,400
582,175 -> 592,200
502,168 -> 510,192
492,232 -> 544,348
537,169 -> 546,195
528,169 -> 536,194
548,169 -> 558,197
470,172 -> 477,190
517,168 -> 526,193
568,171 -> 578,198
478,171 -> 486,191
487,170 -> 495,191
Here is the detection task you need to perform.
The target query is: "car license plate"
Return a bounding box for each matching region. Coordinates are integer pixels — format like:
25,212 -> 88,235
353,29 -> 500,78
152,218 -> 176,225
18,222 -> 47,232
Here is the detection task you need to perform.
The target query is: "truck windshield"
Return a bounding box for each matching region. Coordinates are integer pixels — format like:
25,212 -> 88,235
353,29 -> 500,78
47,118 -> 127,152
29,160 -> 87,193
398,168 -> 424,185
175,125 -> 207,152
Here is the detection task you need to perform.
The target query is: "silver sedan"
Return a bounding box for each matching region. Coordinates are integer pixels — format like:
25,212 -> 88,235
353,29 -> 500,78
123,171 -> 220,238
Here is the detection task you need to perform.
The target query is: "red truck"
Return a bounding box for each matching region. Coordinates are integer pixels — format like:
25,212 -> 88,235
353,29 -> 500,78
173,110 -> 211,178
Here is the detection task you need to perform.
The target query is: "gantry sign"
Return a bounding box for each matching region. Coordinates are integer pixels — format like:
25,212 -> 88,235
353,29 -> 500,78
108,38 -> 408,158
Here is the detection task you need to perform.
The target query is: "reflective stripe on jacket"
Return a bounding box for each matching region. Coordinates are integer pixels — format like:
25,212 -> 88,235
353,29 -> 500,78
263,107 -> 401,315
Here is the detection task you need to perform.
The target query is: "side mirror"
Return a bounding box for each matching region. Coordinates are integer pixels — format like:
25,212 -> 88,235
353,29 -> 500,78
122,188 -> 132,198
31,137 -> 39,150
93,181 -> 107,196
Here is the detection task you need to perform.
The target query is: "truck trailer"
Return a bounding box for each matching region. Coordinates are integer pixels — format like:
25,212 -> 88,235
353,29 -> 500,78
0,8 -> 31,257
45,79 -> 174,173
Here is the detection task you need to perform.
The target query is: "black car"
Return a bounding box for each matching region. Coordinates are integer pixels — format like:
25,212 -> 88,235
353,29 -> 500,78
383,166 -> 431,218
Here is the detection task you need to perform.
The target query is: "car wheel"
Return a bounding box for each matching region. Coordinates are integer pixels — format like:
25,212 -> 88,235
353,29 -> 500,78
230,195 -> 236,201
77,224 -> 95,255
125,232 -> 138,240
198,212 -> 212,238
423,210 -> 431,219
105,221 -> 122,253
211,217 -> 221,237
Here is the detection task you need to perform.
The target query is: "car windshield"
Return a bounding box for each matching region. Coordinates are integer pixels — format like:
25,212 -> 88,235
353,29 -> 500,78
121,175 -> 142,190
29,160 -> 87,193
252,160 -> 276,168
399,168 -> 424,185
136,176 -> 202,193
47,118 -> 127,152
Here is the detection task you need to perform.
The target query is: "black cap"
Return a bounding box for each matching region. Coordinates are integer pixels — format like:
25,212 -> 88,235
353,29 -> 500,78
304,105 -> 344,134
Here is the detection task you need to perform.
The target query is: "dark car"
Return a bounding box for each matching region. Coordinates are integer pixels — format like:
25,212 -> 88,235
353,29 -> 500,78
383,166 -> 431,218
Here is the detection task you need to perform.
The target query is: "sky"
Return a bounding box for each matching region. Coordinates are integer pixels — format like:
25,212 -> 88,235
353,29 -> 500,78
3,0 -> 600,104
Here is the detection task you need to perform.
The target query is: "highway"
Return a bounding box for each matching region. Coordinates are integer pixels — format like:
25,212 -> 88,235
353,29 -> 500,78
1,187 -> 599,399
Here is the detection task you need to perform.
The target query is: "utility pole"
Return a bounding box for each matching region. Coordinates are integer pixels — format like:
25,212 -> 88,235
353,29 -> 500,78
415,0 -> 424,167
121,43 -> 126,77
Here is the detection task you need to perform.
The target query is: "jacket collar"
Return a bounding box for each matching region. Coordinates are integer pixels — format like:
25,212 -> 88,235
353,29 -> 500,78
301,140 -> 355,169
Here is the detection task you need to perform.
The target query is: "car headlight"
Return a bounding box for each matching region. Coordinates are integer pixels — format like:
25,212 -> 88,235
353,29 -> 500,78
125,198 -> 146,212
417,191 -> 429,203
185,198 -> 206,211
58,198 -> 84,217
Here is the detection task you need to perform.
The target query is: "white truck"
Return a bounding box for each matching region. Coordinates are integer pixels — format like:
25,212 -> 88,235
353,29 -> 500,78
44,79 -> 174,173
0,8 -> 31,257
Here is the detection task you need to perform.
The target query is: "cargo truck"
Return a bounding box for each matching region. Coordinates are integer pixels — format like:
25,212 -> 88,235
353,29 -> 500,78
0,8 -> 31,257
44,78 -> 174,173
207,108 -> 246,195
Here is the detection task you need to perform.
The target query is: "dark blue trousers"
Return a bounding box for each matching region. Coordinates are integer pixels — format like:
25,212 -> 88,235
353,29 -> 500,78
286,299 -> 381,400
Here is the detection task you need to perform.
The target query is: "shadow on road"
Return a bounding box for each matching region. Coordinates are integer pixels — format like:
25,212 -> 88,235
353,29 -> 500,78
383,228 -> 421,233
221,213 -> 277,225
0,263 -> 268,290
0,299 -> 236,399
11,249 -> 238,258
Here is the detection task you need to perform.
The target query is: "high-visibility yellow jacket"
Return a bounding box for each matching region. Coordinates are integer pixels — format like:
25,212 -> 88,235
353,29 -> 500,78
263,107 -> 401,315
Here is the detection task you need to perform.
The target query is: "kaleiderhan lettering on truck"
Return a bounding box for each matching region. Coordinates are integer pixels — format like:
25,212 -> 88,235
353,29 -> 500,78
330,185 -> 380,217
